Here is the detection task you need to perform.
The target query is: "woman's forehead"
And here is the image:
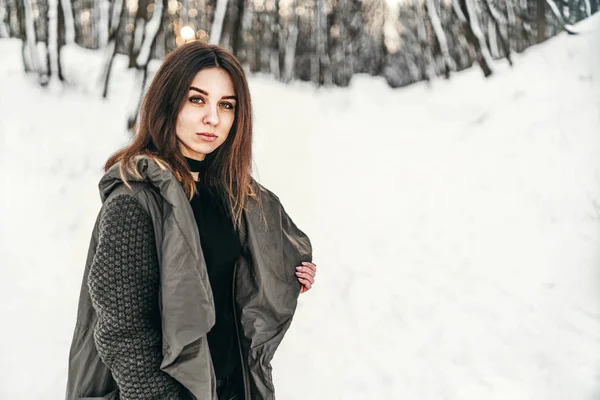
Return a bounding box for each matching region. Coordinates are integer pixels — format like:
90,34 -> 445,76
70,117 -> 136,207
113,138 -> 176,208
189,68 -> 235,96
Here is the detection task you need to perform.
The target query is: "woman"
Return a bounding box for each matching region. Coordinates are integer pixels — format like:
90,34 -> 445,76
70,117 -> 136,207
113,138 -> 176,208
66,41 -> 316,400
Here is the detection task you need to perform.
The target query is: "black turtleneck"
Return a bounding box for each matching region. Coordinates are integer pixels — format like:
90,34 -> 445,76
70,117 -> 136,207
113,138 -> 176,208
184,156 -> 242,383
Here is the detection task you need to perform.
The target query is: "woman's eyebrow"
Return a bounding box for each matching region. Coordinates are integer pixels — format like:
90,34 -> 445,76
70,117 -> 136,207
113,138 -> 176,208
190,86 -> 237,100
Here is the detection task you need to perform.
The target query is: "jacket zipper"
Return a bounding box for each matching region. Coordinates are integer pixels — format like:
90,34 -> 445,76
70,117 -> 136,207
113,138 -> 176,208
232,261 -> 251,400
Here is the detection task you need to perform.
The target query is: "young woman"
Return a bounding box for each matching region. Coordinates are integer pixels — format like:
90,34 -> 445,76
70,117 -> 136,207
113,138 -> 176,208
66,41 -> 317,400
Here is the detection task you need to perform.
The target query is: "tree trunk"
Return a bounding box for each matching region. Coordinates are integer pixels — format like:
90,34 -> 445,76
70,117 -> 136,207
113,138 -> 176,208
425,0 -> 455,78
0,0 -> 9,38
413,1 -> 434,81
22,0 -> 40,74
271,0 -> 282,80
544,0 -> 577,34
283,0 -> 298,83
14,0 -> 30,71
458,0 -> 493,76
98,0 -> 110,47
209,0 -> 228,45
504,0 -> 516,58
330,0 -> 352,87
580,0 -> 591,17
101,0 -> 126,98
482,0 -> 512,65
536,0 -> 546,42
314,0 -> 321,83
234,0 -> 253,67
57,0 -> 65,80
128,0 -> 166,130
128,0 -> 149,68
60,0 -> 75,44
45,0 -> 60,85
231,0 -> 246,57
316,0 -> 332,85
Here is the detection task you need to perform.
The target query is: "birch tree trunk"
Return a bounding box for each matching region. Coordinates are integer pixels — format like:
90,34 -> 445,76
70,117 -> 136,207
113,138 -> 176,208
60,0 -> 75,44
101,0 -> 126,97
129,0 -> 165,129
580,0 -> 591,17
426,0 -> 455,78
128,0 -> 149,68
22,0 -> 41,74
271,0 -> 282,80
458,0 -> 493,76
98,0 -> 109,47
316,0 -> 332,85
283,0 -> 298,83
45,0 -> 63,85
415,0 -> 435,81
483,0 -> 513,65
544,0 -> 578,34
0,0 -> 9,38
209,0 -> 228,45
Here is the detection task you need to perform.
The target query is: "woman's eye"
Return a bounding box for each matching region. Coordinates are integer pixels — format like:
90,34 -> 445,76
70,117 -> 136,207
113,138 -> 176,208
221,102 -> 235,110
190,97 -> 204,104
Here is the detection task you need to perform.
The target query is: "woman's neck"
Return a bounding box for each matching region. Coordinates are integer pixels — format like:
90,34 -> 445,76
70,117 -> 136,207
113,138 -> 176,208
184,156 -> 206,182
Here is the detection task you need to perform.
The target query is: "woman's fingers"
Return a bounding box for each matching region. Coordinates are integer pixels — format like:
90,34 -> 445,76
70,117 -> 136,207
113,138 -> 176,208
297,262 -> 316,294
295,271 -> 314,283
298,277 -> 312,290
296,262 -> 317,278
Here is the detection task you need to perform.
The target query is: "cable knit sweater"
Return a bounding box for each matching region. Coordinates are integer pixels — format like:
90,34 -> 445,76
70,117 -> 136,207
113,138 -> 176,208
87,194 -> 185,399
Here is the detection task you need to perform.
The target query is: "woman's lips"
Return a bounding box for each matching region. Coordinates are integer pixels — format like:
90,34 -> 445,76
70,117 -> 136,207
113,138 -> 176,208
197,132 -> 217,142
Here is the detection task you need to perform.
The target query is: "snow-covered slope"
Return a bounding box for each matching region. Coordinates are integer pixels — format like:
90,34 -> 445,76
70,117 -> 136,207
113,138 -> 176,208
1,15 -> 599,399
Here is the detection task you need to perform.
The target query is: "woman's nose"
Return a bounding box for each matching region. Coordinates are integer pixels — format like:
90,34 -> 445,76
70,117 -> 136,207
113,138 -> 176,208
203,105 -> 219,126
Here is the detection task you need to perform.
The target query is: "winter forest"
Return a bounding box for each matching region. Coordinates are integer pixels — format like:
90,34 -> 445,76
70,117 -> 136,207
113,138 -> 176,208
1,0 -> 600,397
2,0 -> 599,93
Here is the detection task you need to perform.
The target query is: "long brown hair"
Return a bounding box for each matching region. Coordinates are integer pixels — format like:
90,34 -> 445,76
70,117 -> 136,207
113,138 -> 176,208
105,41 -> 255,231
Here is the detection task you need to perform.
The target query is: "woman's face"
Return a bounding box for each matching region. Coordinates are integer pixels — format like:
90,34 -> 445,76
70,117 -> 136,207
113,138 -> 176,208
176,67 -> 237,161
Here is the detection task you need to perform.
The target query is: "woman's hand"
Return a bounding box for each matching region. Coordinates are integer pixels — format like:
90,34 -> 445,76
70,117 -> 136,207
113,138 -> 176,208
296,262 -> 317,294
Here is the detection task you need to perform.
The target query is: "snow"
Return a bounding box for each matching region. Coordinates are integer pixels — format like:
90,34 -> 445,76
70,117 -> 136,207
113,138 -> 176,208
1,14 -> 600,400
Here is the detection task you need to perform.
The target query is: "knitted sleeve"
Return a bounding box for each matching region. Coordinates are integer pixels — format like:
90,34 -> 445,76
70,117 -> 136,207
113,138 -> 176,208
88,194 -> 184,400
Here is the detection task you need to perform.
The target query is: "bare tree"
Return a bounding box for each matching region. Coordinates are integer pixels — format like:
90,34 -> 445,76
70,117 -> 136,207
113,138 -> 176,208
545,0 -> 578,34
22,0 -> 41,74
209,0 -> 228,44
581,0 -> 592,16
328,0 -> 352,86
426,0 -> 455,77
101,0 -> 126,97
456,0 -> 494,76
97,0 -> 109,47
482,0 -> 513,65
283,0 -> 299,83
315,0 -> 332,85
504,0 -> 516,56
271,0 -> 283,80
44,0 -> 65,85
0,0 -> 9,38
10,0 -> 598,98
415,0 -> 435,81
128,0 -> 166,129
128,0 -> 150,68
536,0 -> 547,42
60,0 -> 75,44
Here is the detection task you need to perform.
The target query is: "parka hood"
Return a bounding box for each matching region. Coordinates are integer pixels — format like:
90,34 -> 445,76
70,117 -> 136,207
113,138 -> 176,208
99,156 -> 183,205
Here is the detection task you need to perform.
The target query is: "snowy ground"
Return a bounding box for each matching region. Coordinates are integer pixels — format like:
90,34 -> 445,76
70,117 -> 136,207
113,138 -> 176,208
1,15 -> 600,400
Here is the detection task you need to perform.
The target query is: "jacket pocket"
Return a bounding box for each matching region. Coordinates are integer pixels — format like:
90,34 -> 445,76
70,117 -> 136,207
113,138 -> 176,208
78,388 -> 119,400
